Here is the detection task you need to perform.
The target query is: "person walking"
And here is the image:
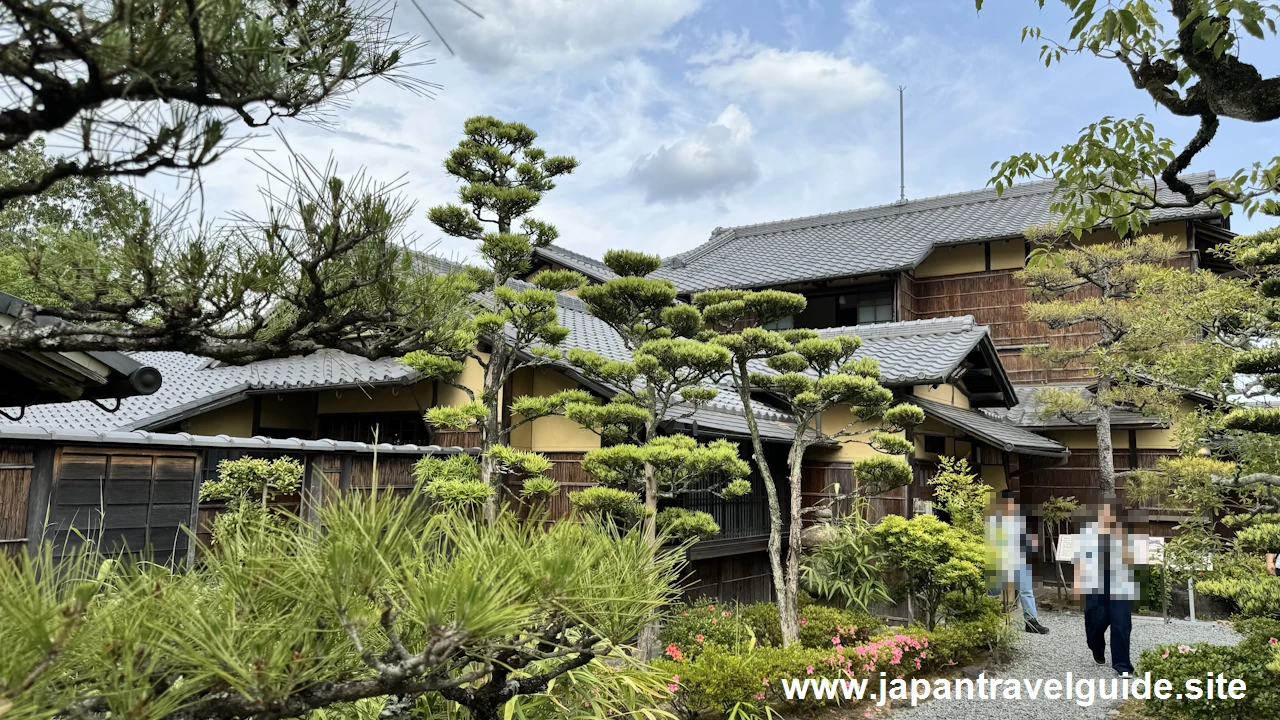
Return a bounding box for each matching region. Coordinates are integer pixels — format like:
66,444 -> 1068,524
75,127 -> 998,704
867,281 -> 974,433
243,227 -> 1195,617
986,491 -> 1050,634
1071,501 -> 1139,675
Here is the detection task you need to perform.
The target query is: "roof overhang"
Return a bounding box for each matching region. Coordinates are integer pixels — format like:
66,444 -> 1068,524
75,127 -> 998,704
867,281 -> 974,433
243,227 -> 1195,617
0,292 -> 163,409
914,397 -> 1068,458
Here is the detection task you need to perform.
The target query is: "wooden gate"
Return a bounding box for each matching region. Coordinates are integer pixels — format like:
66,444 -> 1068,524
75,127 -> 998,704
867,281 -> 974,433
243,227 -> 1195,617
49,448 -> 199,564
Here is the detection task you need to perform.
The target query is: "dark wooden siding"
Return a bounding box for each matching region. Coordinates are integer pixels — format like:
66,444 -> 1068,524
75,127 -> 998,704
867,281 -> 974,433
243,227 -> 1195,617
684,550 -> 775,604
1018,448 -> 1179,510
907,253 -> 1197,385
50,448 -> 198,563
436,429 -> 483,448
0,444 -> 33,558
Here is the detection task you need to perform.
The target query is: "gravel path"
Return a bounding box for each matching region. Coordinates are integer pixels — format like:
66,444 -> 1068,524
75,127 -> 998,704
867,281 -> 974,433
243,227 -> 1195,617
885,611 -> 1238,720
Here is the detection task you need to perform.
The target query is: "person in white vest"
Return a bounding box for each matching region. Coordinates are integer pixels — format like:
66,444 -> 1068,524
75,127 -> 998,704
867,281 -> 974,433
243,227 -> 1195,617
986,491 -> 1050,634
1071,501 -> 1142,675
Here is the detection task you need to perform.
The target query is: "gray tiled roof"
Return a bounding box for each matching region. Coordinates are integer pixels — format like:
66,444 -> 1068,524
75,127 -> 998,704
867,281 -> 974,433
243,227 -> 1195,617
4,350 -> 419,431
0,424 -> 476,454
913,397 -> 1067,458
981,386 -> 1165,429
532,245 -> 618,282
653,173 -> 1221,293
812,316 -> 992,386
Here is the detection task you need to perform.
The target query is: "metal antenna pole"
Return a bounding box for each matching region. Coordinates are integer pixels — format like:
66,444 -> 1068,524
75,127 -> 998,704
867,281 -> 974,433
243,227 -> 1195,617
898,86 -> 906,202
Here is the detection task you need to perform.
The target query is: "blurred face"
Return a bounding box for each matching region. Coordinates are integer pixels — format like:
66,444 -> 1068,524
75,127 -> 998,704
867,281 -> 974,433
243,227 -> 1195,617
1098,503 -> 1118,530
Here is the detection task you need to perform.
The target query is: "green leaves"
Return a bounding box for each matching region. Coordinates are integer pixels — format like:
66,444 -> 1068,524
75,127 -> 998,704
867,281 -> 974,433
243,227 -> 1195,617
655,508 -> 721,540
603,249 -> 663,277
569,486 -> 649,527
401,351 -> 466,380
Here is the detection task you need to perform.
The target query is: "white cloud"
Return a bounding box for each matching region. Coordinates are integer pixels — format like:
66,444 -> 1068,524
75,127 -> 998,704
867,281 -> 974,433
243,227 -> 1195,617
419,0 -> 702,73
629,105 -> 760,204
691,46 -> 888,114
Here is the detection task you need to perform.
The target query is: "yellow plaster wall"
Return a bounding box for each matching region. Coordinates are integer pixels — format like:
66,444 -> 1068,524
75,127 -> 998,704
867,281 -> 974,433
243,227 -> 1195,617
981,464 -> 1008,494
510,367 -> 601,453
913,417 -> 957,461
258,393 -> 317,432
911,220 -> 1191,280
806,406 -> 898,462
916,243 -> 986,278
913,384 -> 969,408
989,239 -> 1025,270
186,399 -> 253,437
1042,429 -> 1132,449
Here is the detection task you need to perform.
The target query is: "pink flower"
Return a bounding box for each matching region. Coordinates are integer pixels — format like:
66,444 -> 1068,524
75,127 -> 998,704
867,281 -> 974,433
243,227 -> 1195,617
696,635 -> 704,643
761,678 -> 770,685
832,636 -> 842,646
711,619 -> 717,624
799,617 -> 809,625
708,604 -> 715,610
668,683 -> 678,692
1162,650 -> 1170,658
1178,645 -> 1193,654
722,611 -> 731,617
806,665 -> 815,675
1271,638 -> 1278,646
665,644 -> 684,661
864,712 -> 872,719
755,693 -> 766,700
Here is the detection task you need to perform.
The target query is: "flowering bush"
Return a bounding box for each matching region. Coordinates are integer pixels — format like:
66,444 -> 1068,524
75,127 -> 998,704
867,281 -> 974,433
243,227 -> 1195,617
1138,617 -> 1280,720
740,600 -> 882,649
655,630 -> 931,720
659,599 -> 757,658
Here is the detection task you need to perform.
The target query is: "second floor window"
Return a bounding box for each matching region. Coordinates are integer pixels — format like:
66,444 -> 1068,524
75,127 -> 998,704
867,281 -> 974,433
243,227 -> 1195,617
838,289 -> 892,325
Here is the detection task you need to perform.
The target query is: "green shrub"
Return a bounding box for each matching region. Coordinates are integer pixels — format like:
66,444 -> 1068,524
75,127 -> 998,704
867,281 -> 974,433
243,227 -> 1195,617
1196,552 -> 1280,619
1138,634 -> 1280,720
656,507 -> 721,540
918,612 -> 1010,669
872,514 -> 986,630
738,601 -> 882,649
656,631 -> 931,720
659,599 -> 757,658
800,510 -> 892,612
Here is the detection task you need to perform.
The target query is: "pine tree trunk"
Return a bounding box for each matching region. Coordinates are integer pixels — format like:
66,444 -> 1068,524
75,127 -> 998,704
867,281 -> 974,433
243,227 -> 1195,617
731,358 -> 793,646
780,442 -> 807,647
1095,375 -> 1116,499
479,344 -> 508,525
636,459 -> 661,660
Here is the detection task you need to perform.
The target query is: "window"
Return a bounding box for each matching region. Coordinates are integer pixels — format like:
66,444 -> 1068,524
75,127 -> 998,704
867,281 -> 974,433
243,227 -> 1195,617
922,435 -> 947,455
318,412 -> 434,445
763,315 -> 794,330
837,289 -> 892,325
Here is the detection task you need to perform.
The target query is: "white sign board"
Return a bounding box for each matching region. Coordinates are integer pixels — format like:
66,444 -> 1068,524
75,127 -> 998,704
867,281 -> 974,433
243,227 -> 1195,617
1055,533 -> 1079,562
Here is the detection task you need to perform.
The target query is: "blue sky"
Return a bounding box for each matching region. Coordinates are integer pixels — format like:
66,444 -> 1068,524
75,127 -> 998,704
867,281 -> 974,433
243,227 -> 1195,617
157,0 -> 1280,262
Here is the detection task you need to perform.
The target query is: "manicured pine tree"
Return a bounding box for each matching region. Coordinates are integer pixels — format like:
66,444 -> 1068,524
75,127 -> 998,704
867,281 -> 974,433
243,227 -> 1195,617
1018,225 -> 1183,498
565,250 -> 752,659
404,116 -> 588,522
565,250 -> 752,543
696,289 -> 923,647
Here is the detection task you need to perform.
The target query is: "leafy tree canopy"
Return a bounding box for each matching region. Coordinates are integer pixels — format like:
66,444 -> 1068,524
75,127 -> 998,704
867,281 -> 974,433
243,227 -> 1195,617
0,0 -> 427,204
978,0 -> 1280,235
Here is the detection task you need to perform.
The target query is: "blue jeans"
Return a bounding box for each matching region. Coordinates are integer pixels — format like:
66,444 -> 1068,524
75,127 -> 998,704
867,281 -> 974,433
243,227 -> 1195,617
1015,564 -> 1038,621
989,563 -> 1038,621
